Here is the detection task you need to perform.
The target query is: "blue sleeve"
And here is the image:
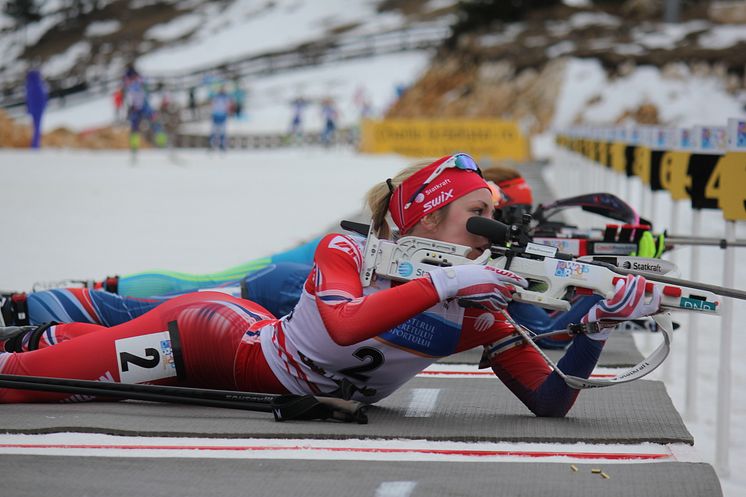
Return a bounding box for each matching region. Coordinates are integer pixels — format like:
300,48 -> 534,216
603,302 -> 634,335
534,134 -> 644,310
525,335 -> 603,416
491,334 -> 604,417
242,262 -> 312,318
27,289 -> 164,327
508,296 -> 602,349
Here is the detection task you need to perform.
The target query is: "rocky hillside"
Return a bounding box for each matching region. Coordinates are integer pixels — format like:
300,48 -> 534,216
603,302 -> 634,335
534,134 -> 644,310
386,0 -> 746,132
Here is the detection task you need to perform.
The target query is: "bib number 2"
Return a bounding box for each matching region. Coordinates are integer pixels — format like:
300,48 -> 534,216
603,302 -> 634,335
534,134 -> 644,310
339,347 -> 384,381
115,325 -> 183,384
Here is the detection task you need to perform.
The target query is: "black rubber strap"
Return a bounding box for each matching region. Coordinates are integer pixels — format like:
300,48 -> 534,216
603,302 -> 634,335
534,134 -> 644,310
240,278 -> 249,299
28,322 -> 56,351
340,220 -> 369,236
167,320 -> 187,381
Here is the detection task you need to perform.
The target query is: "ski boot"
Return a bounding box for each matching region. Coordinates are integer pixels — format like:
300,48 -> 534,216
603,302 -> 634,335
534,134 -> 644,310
0,292 -> 30,327
0,322 -> 55,352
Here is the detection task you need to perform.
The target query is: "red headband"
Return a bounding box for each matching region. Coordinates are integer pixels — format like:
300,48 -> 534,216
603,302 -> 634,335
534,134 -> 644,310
389,156 -> 489,234
497,176 -> 533,207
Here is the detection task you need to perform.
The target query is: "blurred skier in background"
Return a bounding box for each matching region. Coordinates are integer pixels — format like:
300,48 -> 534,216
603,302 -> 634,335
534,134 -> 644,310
209,86 -> 231,152
320,97 -> 338,147
123,67 -> 151,162
25,68 -> 47,149
288,96 -> 307,145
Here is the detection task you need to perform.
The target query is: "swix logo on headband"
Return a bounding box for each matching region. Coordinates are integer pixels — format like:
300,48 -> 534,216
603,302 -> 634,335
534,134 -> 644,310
423,189 -> 454,212
388,154 -> 489,234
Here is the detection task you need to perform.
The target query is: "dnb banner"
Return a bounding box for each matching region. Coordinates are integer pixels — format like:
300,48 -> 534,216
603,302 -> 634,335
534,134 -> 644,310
359,119 -> 530,161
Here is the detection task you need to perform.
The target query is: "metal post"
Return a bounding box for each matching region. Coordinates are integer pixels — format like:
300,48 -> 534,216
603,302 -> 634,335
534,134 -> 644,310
715,221 -> 736,476
651,193 -> 680,383
664,0 -> 681,24
638,178 -> 647,220
669,199 -> 680,266
592,160 -> 599,192
601,164 -> 611,194
649,190 -> 657,229
685,208 -> 702,421
622,173 -> 632,204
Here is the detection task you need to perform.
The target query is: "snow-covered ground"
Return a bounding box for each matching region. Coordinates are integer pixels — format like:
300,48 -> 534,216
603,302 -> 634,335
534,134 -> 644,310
135,0 -> 409,74
0,148 -> 407,285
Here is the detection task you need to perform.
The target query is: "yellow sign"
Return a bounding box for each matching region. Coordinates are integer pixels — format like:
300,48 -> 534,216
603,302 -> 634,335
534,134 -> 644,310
583,140 -> 596,162
610,142 -> 626,173
359,119 -> 530,161
712,152 -> 746,221
597,141 -> 610,167
632,146 -> 652,184
634,150 -> 689,199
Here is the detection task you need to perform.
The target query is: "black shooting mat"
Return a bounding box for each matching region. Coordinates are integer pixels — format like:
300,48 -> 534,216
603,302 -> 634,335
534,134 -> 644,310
440,331 -> 645,367
0,455 -> 722,497
0,378 -> 691,444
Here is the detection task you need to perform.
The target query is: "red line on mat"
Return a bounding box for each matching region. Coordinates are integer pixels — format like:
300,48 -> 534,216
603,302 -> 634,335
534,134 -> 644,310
0,443 -> 670,460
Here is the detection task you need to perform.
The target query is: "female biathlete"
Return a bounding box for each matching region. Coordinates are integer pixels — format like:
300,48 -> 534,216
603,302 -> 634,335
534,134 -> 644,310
0,154 -> 660,413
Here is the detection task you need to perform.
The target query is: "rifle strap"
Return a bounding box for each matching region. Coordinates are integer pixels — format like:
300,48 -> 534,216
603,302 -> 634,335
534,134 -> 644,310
500,311 -> 674,389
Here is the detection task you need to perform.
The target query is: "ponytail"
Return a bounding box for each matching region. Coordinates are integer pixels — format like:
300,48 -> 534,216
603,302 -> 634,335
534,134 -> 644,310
365,162 -> 431,238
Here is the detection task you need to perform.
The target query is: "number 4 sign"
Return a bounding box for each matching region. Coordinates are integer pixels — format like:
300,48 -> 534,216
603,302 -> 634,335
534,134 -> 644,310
713,119 -> 746,221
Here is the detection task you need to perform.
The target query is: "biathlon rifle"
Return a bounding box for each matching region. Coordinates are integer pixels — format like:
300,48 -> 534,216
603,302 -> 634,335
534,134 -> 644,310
530,192 -> 746,253
352,216 -> 744,314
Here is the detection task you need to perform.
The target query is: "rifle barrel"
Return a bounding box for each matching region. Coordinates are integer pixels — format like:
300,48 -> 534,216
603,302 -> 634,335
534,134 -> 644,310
667,235 -> 746,248
591,261 -> 746,301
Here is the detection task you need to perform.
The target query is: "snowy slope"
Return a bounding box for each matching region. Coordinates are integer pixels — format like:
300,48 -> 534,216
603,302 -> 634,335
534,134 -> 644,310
553,58 -> 746,129
136,0 -> 408,74
0,0 -> 453,94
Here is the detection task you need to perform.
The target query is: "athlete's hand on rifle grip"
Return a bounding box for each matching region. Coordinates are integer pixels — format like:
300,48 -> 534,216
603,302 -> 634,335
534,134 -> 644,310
428,265 -> 528,312
582,274 -> 662,341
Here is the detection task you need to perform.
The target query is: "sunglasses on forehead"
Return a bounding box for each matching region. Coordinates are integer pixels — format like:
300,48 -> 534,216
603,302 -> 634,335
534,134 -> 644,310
404,153 -> 483,209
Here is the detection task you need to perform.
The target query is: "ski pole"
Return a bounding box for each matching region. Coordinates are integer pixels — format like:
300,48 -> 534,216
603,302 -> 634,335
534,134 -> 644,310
0,374 -> 368,424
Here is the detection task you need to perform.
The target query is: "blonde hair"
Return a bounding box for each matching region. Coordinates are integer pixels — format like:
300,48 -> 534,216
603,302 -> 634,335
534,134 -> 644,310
365,161 -> 448,238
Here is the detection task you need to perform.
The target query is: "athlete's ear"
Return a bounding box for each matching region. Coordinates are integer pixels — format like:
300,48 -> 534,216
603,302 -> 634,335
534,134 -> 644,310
419,212 -> 439,233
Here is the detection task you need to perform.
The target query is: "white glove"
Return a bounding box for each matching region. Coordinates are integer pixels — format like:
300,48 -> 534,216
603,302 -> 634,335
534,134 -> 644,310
582,274 -> 662,341
428,265 -> 528,312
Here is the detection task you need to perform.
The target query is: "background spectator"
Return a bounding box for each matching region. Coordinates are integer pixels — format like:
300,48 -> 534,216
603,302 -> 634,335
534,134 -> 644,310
25,68 -> 47,149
